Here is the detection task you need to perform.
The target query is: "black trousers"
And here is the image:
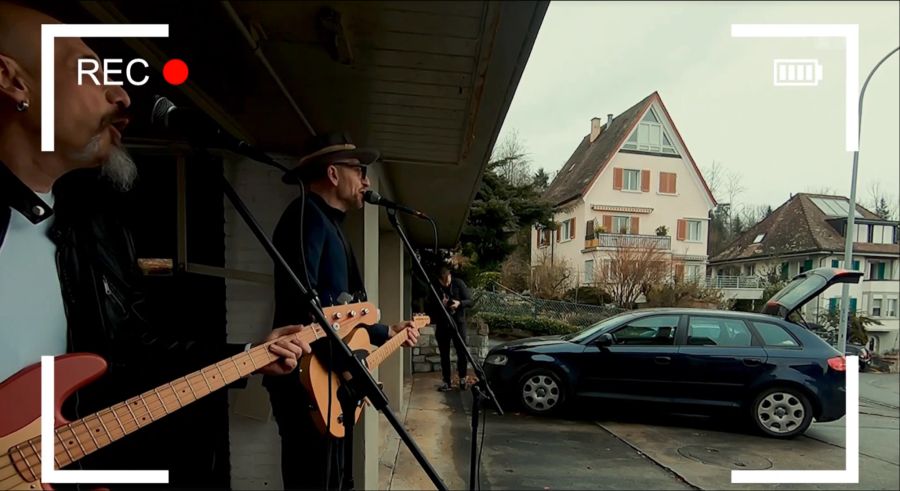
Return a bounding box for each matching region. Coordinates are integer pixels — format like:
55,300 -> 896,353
436,323 -> 468,384
266,377 -> 352,490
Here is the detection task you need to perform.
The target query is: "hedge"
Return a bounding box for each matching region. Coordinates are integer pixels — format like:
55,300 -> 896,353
474,312 -> 579,338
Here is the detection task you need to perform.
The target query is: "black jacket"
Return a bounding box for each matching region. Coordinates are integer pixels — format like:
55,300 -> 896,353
0,162 -> 243,409
270,192 -> 389,343
428,277 -> 473,331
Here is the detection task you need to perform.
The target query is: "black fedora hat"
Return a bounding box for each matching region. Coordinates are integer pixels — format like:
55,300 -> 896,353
282,131 -> 380,183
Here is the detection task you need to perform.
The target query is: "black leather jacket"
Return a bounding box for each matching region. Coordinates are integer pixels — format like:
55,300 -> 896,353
1,162 -> 240,411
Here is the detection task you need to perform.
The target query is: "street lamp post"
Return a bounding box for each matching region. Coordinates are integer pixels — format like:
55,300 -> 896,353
836,46 -> 900,355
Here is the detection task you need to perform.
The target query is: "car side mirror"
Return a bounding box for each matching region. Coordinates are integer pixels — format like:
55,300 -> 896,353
595,333 -> 614,347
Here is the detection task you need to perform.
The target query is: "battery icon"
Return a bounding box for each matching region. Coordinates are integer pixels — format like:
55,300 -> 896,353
773,59 -> 823,86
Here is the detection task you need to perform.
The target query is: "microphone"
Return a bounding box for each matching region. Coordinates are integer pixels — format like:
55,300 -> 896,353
363,190 -> 430,220
150,96 -> 284,170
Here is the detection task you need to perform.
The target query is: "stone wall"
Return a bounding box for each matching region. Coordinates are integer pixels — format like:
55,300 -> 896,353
411,324 -> 490,374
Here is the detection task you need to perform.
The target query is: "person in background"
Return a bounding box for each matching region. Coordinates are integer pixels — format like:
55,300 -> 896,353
430,267 -> 473,391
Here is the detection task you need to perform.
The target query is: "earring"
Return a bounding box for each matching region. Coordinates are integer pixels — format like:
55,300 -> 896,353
16,100 -> 29,112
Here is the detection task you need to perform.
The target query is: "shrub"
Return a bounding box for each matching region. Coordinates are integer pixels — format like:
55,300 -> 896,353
644,280 -> 727,309
475,312 -> 578,338
562,286 -> 612,306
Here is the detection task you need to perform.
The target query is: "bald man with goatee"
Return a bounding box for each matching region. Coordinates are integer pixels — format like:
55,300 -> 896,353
0,2 -> 313,486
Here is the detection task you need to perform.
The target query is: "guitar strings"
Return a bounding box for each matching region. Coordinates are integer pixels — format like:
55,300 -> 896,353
0,313 -> 367,482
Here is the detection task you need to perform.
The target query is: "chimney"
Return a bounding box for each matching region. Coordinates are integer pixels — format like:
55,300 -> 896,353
590,117 -> 603,143
607,113 -> 614,126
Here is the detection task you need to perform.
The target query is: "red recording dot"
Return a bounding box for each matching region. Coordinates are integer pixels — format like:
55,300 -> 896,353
163,59 -> 189,86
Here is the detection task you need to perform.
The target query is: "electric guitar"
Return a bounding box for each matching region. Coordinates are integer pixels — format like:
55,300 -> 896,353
301,314 -> 430,438
0,303 -> 378,491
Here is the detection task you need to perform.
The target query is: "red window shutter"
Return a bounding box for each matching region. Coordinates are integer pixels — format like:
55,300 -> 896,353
670,173 -> 677,193
585,219 -> 593,239
676,219 -> 686,241
613,168 -> 623,190
536,229 -> 541,248
602,215 -> 612,233
556,225 -> 561,242
660,172 -> 676,193
675,263 -> 685,280
641,170 -> 650,192
630,216 -> 640,235
570,219 -> 576,239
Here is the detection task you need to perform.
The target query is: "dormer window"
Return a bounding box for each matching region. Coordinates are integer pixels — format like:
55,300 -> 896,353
622,108 -> 678,155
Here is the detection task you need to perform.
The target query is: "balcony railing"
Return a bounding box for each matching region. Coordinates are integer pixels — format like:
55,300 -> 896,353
703,275 -> 764,289
584,233 -> 672,251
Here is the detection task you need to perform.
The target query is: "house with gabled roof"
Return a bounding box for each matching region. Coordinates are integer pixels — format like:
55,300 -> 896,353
533,92 -> 717,288
709,193 -> 900,354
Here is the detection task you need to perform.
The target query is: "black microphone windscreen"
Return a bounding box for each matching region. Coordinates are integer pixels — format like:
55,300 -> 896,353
363,190 -> 382,205
150,95 -> 175,128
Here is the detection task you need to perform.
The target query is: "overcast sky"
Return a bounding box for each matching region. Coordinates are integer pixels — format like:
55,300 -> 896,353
497,1 -> 900,211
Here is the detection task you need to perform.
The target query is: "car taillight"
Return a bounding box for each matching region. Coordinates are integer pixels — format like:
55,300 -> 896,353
828,356 -> 846,371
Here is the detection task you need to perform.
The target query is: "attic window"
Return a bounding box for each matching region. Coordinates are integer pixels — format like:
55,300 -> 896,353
753,234 -> 765,244
622,108 -> 678,155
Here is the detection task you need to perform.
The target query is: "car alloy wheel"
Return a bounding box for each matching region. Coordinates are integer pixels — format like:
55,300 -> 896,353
520,370 -> 564,414
752,387 -> 812,438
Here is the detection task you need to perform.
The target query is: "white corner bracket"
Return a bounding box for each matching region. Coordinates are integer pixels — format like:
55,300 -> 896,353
731,24 -> 859,152
41,356 -> 169,484
40,24 -> 169,152
731,355 -> 859,484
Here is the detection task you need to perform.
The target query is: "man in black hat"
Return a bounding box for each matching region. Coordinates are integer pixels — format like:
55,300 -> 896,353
265,132 -> 420,490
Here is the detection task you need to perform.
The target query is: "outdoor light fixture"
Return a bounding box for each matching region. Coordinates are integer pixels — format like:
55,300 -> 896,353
318,7 -> 353,65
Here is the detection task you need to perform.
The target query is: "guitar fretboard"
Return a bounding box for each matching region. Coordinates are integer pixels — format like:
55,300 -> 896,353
366,316 -> 429,370
8,324 -> 326,481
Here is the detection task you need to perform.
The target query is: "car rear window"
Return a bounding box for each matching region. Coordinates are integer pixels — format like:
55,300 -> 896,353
751,321 -> 800,347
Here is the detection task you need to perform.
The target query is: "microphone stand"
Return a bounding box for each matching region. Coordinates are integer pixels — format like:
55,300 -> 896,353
385,208 -> 504,491
191,149 -> 448,491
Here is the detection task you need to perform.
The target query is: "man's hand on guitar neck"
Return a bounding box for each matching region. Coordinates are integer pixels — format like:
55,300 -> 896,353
252,324 -> 314,376
388,321 -> 420,347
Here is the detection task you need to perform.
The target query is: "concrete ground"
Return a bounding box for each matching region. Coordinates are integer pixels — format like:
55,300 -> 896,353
383,372 -> 691,490
383,372 -> 899,490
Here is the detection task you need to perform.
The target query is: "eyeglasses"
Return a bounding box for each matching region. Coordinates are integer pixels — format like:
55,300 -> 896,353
335,163 -> 368,180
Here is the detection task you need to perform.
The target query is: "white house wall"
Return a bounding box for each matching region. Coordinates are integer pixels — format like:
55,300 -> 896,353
531,200 -> 587,285
584,151 -> 711,260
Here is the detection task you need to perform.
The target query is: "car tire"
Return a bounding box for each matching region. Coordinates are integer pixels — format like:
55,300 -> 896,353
750,386 -> 814,438
518,368 -> 566,415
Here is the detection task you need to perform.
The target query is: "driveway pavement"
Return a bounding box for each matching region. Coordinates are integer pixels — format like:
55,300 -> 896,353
384,372 -> 899,490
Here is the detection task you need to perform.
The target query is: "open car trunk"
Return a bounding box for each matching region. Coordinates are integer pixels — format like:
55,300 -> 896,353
761,267 -> 864,319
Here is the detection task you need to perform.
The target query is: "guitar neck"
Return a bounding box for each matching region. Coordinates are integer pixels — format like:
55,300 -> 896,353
32,325 -> 326,470
366,316 -> 430,370
365,330 -> 410,371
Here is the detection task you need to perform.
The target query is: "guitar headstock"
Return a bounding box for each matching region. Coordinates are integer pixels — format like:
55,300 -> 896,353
321,302 -> 380,333
412,313 -> 431,329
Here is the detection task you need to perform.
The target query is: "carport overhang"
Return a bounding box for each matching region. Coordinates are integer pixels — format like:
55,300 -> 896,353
49,1 -> 548,247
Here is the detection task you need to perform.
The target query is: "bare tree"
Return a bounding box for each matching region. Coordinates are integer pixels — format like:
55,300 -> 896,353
594,239 -> 670,308
490,129 -> 533,187
737,204 -> 772,229
867,182 -> 898,220
804,185 -> 839,196
530,250 -> 573,300
724,171 -> 746,208
702,161 -> 724,201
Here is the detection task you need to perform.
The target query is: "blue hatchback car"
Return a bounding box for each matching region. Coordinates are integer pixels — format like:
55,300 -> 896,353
484,268 -> 860,438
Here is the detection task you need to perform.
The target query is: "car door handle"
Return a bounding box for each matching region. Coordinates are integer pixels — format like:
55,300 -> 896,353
742,358 -> 762,367
654,356 -> 671,365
